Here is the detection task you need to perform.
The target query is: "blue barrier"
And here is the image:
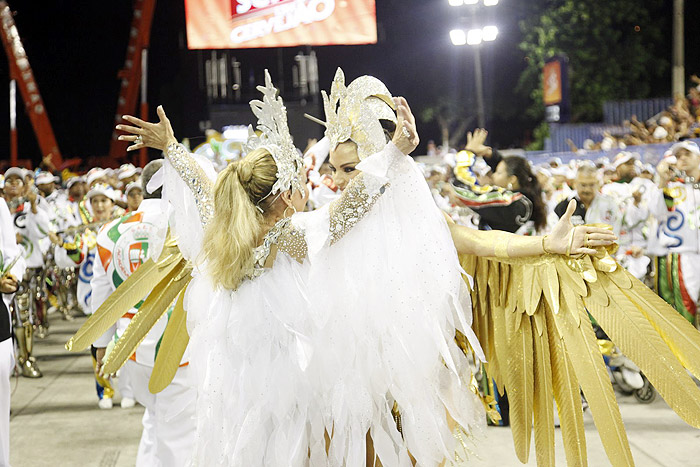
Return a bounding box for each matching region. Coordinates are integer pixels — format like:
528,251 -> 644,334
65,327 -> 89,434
526,138 -> 700,167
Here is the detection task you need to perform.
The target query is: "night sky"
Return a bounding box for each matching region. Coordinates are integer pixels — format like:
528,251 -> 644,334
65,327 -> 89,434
1,0 -> 698,168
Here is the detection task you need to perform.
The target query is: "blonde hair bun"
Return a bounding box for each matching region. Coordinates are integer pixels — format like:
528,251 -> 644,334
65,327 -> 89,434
237,159 -> 255,184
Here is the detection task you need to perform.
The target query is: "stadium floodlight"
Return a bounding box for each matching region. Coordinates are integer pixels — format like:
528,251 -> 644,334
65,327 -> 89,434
450,29 -> 467,46
466,28 -> 483,45
484,0 -> 499,6
482,25 -> 499,41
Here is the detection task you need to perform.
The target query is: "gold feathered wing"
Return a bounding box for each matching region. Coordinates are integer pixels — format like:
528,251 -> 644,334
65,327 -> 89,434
462,245 -> 700,467
67,235 -> 192,393
65,236 -> 183,352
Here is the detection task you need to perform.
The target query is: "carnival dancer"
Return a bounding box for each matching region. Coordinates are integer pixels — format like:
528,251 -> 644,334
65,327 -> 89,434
2,167 -> 50,378
91,160 -> 195,465
111,71 -> 615,466
649,141 -> 700,326
0,196 -> 26,465
51,184 -> 118,408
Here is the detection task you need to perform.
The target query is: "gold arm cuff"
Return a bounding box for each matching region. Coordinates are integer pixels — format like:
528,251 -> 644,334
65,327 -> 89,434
495,238 -> 510,258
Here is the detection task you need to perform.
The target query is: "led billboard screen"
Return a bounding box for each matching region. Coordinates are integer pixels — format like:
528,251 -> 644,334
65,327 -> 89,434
185,0 -> 378,49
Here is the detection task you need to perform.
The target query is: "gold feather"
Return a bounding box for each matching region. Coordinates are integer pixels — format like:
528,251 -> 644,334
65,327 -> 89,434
66,237 -> 184,351
149,283 -> 191,393
491,299 -> 509,396
66,257 -> 180,351
625,278 -> 700,378
586,274 -> 700,428
103,259 -> 192,374
532,306 -> 555,467
553,295 -> 634,467
506,310 -> 534,463
540,262 -> 560,315
545,305 -> 587,467
526,266 -> 542,316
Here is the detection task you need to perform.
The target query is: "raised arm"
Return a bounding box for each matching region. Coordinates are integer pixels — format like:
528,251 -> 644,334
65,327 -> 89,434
118,106 -> 215,229
446,200 -> 617,258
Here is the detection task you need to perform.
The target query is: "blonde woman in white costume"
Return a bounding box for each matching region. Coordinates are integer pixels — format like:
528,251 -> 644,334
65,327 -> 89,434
111,70 -> 700,466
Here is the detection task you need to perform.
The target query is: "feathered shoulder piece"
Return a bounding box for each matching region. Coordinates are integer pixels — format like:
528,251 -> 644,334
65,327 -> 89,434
246,69 -> 304,195
315,68 -> 397,160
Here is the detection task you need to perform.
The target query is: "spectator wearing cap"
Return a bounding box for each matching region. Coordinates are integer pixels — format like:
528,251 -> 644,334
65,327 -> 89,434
649,141 -> 700,326
600,152 -> 650,277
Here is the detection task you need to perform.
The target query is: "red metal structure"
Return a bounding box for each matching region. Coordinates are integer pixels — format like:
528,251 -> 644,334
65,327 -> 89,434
0,1 -> 62,168
109,0 -> 157,167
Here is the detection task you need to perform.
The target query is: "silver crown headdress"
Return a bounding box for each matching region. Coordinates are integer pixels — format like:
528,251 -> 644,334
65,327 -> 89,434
307,68 -> 397,160
246,70 -> 304,196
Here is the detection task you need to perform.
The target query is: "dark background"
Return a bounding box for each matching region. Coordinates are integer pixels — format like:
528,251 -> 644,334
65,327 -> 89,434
1,0 -> 698,166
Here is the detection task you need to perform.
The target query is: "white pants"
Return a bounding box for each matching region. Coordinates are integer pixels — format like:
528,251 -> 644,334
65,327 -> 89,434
680,252 -> 700,304
125,360 -> 196,467
0,338 -> 14,467
117,363 -> 134,400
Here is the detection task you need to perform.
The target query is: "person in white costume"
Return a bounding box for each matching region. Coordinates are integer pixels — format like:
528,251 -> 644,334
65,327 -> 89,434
115,71 -> 613,466
600,152 -> 651,276
0,197 -> 27,466
648,141 -> 700,325
3,167 -> 50,378
92,160 -> 195,466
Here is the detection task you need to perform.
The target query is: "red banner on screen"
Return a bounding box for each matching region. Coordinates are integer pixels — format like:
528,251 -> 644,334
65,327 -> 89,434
185,0 -> 377,49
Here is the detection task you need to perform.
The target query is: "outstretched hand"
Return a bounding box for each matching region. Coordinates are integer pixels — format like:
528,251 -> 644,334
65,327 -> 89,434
117,105 -> 177,152
392,96 -> 420,155
546,200 -> 617,256
465,128 -> 492,158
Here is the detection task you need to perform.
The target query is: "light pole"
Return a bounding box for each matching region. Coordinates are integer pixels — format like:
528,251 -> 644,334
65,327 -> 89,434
672,0 -> 685,98
449,0 -> 499,129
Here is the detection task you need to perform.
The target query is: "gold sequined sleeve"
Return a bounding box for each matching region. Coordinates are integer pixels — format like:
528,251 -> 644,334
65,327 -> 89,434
276,225 -> 309,262
328,172 -> 387,245
165,142 -> 215,228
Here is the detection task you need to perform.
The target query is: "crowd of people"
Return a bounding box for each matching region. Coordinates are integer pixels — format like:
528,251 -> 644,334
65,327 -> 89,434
1,70 -> 700,466
565,77 -> 700,153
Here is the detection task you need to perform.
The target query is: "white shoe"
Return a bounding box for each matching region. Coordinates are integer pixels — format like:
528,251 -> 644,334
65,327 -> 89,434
120,397 -> 136,409
98,398 -> 113,410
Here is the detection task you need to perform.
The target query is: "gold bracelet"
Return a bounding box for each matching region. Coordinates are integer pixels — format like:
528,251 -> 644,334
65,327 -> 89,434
566,227 -> 576,256
542,235 -> 553,254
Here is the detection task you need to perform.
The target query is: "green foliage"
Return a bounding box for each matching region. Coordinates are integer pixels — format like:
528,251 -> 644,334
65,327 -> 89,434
526,121 -> 550,151
420,96 -> 475,148
517,0 -> 667,123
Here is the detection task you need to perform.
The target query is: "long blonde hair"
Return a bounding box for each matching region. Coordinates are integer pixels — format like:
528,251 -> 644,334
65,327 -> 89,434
203,148 -> 279,290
